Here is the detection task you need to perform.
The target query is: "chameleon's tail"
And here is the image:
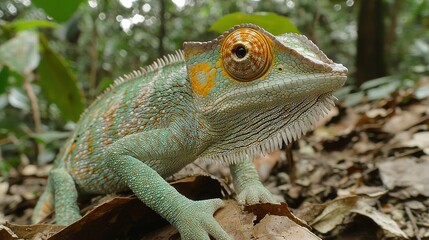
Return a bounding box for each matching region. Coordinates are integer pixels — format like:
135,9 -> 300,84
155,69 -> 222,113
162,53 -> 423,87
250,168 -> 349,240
31,180 -> 54,224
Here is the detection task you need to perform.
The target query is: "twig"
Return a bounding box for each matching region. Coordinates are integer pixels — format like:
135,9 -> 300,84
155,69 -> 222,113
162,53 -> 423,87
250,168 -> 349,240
22,73 -> 44,161
405,206 -> 421,240
284,143 -> 296,185
23,73 -> 41,133
89,17 -> 99,98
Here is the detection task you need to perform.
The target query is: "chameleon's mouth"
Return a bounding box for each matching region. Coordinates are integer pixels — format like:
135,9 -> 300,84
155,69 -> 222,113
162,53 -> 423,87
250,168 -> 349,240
199,92 -> 337,164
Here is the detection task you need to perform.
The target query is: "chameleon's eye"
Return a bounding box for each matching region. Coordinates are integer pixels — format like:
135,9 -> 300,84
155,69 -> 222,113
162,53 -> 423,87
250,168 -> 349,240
221,27 -> 273,82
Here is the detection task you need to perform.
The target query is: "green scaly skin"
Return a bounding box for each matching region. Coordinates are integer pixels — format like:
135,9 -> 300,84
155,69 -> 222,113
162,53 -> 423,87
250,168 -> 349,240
32,24 -> 347,239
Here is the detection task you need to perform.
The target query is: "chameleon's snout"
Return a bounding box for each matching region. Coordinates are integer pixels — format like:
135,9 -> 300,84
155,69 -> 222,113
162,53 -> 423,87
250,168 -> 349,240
331,63 -> 348,76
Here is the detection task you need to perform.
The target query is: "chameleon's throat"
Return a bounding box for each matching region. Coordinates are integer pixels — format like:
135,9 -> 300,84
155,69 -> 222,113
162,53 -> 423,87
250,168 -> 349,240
198,93 -> 336,164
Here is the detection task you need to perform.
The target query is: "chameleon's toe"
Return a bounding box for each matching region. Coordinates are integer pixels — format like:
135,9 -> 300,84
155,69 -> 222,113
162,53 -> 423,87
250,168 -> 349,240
237,183 -> 277,205
174,199 -> 232,240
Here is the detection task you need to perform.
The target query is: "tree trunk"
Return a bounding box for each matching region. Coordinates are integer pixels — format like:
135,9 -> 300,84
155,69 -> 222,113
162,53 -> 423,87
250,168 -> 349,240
158,0 -> 166,57
356,0 -> 386,85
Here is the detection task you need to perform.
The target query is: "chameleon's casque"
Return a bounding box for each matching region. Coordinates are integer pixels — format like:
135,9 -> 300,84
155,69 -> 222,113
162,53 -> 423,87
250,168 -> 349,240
32,24 -> 347,240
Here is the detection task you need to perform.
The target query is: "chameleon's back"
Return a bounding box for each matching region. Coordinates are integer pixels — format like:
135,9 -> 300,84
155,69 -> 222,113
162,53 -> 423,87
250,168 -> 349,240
59,53 -> 189,194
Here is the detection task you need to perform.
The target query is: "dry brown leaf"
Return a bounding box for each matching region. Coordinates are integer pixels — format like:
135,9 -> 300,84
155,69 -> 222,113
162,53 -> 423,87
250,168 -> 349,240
366,108 -> 389,118
253,215 -> 321,240
138,224 -> 180,240
379,158 -> 429,197
245,202 -> 309,229
351,200 -> 408,239
308,196 -> 360,233
382,111 -> 421,134
216,200 -> 254,240
295,192 -> 406,238
405,132 -> 429,154
0,224 -> 18,240
11,223 -> 64,240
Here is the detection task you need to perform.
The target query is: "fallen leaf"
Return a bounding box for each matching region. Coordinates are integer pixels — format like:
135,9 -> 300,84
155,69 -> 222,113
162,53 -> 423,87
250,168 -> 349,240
216,200 -> 254,240
0,224 -> 18,240
307,196 -> 359,233
379,158 -> 429,197
351,200 -> 408,238
3,222 -> 64,240
294,193 -> 406,238
382,111 -> 421,134
253,215 -> 321,240
404,132 -> 429,154
245,202 -> 310,229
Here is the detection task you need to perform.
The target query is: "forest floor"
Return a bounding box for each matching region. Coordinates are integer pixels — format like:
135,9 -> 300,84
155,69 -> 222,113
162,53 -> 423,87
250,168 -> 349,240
2,78 -> 429,239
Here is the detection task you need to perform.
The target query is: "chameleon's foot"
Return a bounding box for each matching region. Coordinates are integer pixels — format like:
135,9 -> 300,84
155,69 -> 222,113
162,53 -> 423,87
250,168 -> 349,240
173,198 -> 232,240
237,182 -> 277,205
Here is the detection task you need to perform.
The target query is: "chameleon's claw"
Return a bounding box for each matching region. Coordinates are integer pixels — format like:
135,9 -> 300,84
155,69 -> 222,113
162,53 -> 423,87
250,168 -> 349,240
174,199 -> 232,240
236,182 -> 278,205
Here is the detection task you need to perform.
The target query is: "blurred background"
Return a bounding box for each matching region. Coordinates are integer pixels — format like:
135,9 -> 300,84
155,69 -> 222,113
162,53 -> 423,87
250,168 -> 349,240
0,0 -> 428,181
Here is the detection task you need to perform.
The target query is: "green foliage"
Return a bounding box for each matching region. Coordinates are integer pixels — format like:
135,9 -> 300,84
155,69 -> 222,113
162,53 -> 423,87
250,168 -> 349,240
210,12 -> 299,35
31,131 -> 70,144
0,29 -> 84,121
0,31 -> 40,74
0,157 -> 20,178
31,0 -> 85,22
0,66 -> 10,94
2,20 -> 59,31
38,36 -> 84,122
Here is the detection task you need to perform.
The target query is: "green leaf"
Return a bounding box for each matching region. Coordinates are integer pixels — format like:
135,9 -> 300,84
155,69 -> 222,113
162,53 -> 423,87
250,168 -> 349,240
96,77 -> 113,95
0,31 -> 40,74
0,67 -> 9,94
367,81 -> 400,101
31,0 -> 84,22
8,88 -> 30,111
31,131 -> 70,144
415,85 -> 429,99
6,20 -> 59,31
344,91 -> 364,107
359,76 -> 392,90
334,85 -> 354,100
38,36 -> 84,121
210,12 -> 299,35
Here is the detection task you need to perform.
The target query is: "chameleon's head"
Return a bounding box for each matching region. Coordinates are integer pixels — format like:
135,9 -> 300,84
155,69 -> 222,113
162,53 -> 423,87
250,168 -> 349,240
183,24 -> 347,117
184,24 -> 347,162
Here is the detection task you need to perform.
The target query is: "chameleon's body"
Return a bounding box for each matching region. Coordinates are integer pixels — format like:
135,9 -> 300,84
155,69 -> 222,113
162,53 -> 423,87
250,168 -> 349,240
32,24 -> 347,239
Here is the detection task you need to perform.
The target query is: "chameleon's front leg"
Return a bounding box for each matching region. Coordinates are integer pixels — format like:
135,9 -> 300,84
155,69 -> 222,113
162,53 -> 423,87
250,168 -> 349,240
230,159 -> 277,204
105,128 -> 231,240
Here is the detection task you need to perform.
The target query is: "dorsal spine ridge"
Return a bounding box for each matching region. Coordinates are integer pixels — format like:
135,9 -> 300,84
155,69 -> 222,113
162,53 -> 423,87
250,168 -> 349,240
113,49 -> 185,85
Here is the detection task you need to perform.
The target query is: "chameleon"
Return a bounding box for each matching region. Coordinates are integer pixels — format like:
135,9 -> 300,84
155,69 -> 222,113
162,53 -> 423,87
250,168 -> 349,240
32,24 -> 347,239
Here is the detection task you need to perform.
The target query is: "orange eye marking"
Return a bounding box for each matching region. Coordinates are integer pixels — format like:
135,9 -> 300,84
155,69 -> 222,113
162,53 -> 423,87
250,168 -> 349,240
220,27 -> 274,82
189,62 -> 216,96
184,48 -> 205,59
